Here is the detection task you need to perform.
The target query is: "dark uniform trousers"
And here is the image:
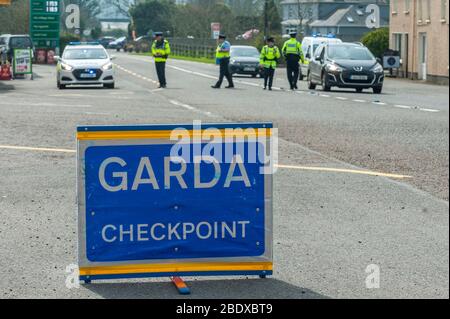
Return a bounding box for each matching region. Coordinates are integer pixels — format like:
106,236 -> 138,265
215,57 -> 234,87
264,67 -> 275,89
285,54 -> 300,88
155,62 -> 167,87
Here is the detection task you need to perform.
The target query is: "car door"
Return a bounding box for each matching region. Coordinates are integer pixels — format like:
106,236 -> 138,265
311,45 -> 325,82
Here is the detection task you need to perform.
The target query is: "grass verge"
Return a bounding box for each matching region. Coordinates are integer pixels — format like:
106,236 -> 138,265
134,52 -> 215,64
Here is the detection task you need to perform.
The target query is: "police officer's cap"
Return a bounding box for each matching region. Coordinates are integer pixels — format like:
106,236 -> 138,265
267,37 -> 275,42
218,34 -> 227,39
289,32 -> 297,37
154,32 -> 163,37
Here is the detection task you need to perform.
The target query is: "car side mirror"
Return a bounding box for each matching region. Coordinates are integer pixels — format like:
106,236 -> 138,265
315,56 -> 321,62
306,53 -> 311,59
376,57 -> 382,64
54,56 -> 61,62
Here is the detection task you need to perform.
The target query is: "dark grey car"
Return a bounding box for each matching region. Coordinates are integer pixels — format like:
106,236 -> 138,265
307,43 -> 384,94
229,45 -> 262,77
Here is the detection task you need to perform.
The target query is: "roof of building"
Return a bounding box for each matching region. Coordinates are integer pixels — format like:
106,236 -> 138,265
309,5 -> 388,27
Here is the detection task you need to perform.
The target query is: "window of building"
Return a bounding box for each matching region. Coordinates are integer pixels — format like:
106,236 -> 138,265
426,0 -> 431,22
405,0 -> 411,13
392,0 -> 398,13
418,0 -> 423,22
441,0 -> 448,21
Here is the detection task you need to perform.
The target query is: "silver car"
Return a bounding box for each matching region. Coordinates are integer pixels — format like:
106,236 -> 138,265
55,43 -> 115,89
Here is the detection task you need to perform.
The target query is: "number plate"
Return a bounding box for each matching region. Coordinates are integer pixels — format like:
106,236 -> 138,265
80,73 -> 96,78
350,75 -> 368,80
244,67 -> 255,71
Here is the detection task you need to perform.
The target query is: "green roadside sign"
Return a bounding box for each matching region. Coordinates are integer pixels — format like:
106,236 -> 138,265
29,0 -> 61,51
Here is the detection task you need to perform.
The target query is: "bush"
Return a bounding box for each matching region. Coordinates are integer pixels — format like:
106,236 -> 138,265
361,27 -> 389,58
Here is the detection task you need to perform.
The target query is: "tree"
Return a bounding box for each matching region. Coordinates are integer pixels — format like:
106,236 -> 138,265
0,0 -> 29,34
361,27 -> 389,58
295,0 -> 313,36
262,0 -> 281,37
129,0 -> 175,37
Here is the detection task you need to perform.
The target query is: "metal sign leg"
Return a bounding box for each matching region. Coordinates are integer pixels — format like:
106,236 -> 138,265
171,276 -> 191,295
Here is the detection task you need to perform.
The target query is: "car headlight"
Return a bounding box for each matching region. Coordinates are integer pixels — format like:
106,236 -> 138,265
372,64 -> 384,73
60,62 -> 73,71
102,62 -> 113,71
326,63 -> 343,72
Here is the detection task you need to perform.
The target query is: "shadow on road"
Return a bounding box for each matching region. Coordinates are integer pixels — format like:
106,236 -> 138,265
83,278 -> 329,299
0,81 -> 15,91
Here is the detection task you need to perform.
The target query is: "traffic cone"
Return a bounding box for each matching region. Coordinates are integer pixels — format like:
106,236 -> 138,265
0,62 -> 12,80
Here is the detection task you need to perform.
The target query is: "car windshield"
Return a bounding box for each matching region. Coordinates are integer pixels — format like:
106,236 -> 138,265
231,47 -> 259,58
63,48 -> 108,60
328,45 -> 374,61
10,37 -> 32,48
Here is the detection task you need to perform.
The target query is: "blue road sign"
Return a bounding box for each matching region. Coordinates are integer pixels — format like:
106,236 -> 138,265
77,123 -> 274,281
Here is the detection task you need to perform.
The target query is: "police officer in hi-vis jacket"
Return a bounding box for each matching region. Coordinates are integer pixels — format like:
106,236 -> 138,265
260,37 -> 281,91
151,32 -> 171,88
211,34 -> 234,89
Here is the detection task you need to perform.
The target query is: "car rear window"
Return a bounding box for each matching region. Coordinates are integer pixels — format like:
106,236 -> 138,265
10,37 -> 32,48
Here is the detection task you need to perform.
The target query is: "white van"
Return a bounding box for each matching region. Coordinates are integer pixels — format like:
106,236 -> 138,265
300,36 -> 342,80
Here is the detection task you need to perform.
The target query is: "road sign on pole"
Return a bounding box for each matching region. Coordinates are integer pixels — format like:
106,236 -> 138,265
77,123 -> 274,283
211,23 -> 221,40
29,0 -> 61,52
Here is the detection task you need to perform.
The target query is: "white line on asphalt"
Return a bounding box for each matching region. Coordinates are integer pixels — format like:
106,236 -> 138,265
353,99 -> 367,103
335,97 -> 348,100
0,101 -> 92,108
320,94 -> 331,98
372,101 -> 387,105
419,108 -> 440,113
169,99 -> 195,111
394,104 -> 413,109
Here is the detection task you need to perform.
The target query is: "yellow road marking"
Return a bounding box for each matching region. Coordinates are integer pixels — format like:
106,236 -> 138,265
0,145 -> 412,179
0,145 -> 76,153
275,164 -> 412,179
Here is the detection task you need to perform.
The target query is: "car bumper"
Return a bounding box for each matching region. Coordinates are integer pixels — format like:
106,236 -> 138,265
58,68 -> 115,85
229,64 -> 260,75
326,71 -> 384,88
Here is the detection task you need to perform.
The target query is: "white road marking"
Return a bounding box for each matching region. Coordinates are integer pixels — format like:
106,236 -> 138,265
419,108 -> 440,113
394,105 -> 413,109
353,99 -> 367,103
169,99 -> 195,111
0,101 -> 92,108
373,101 -> 387,105
336,97 -> 348,100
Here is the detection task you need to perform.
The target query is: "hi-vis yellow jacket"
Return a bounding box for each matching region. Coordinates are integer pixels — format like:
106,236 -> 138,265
152,39 -> 171,62
260,45 -> 281,69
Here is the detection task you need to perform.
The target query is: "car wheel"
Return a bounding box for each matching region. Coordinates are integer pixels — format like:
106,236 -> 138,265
58,82 -> 66,90
251,73 -> 257,78
322,73 -> 331,91
308,72 -> 316,90
104,83 -> 115,89
356,88 -> 364,93
373,86 -> 382,94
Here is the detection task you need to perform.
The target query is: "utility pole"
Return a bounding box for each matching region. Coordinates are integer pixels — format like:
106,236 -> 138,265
264,0 -> 268,39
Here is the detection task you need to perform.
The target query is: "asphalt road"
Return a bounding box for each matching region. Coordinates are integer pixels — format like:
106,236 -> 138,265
0,51 -> 448,299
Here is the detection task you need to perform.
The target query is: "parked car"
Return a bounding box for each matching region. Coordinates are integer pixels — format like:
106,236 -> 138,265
0,34 -> 34,63
108,37 -> 128,51
307,42 -> 384,94
124,36 -> 153,53
300,35 -> 342,80
98,37 -> 116,48
229,45 -> 262,78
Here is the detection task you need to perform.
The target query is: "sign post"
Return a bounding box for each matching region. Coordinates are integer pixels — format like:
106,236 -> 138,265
77,123 -> 274,293
12,49 -> 33,79
211,23 -> 221,40
29,0 -> 61,56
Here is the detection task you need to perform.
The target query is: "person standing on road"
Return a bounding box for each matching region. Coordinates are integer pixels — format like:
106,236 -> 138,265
282,32 -> 304,90
151,32 -> 171,88
260,37 -> 281,91
211,34 -> 234,89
